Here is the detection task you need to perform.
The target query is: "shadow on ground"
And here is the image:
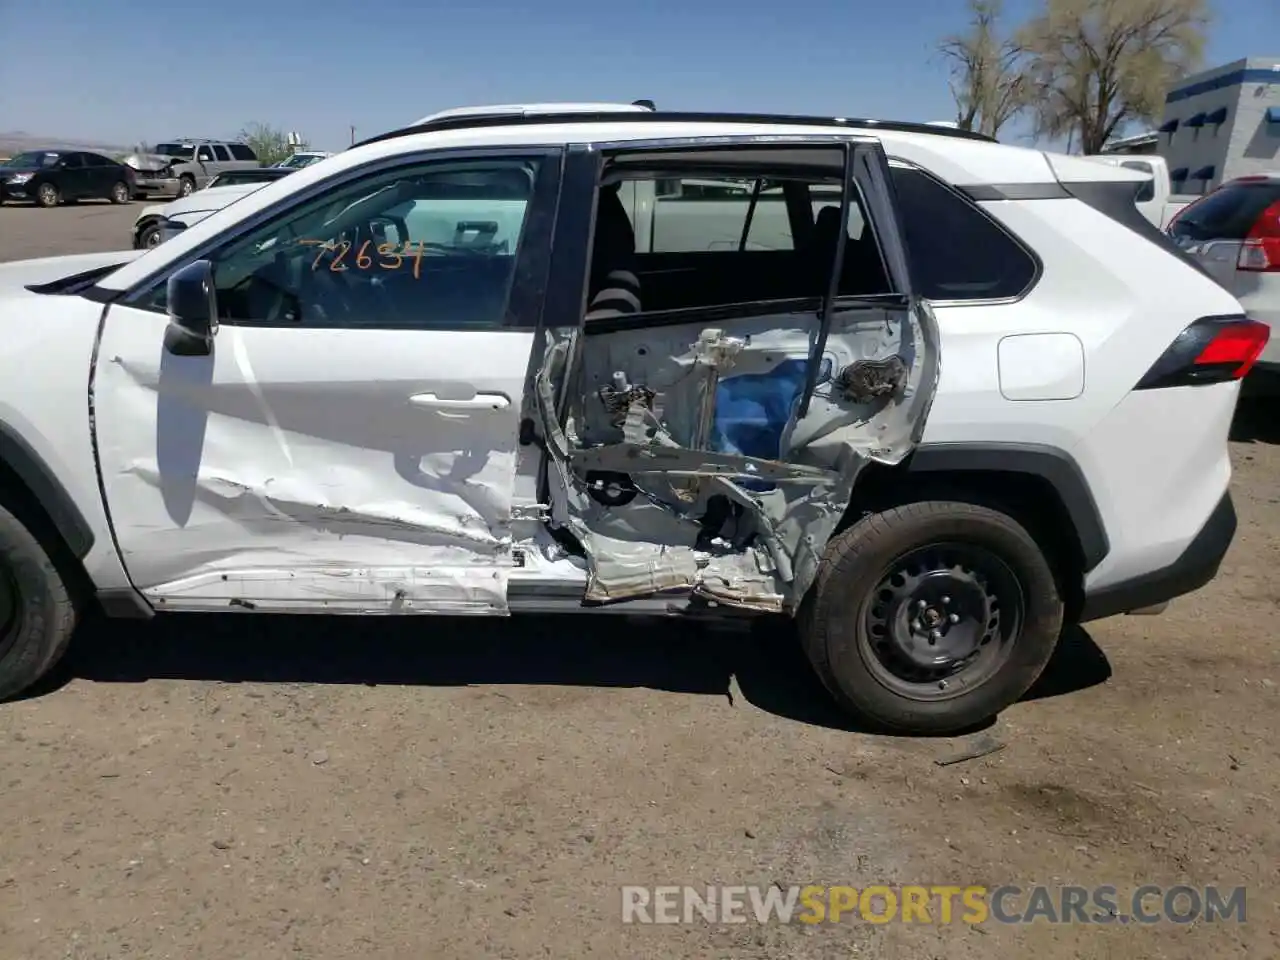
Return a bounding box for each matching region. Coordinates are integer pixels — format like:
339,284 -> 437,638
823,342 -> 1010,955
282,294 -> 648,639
1232,390 -> 1280,445
28,610 -> 1111,735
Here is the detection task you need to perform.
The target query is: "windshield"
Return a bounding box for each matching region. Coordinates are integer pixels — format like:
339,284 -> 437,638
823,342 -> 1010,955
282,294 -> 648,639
153,143 -> 195,160
3,151 -> 60,168
211,171 -> 285,187
279,154 -> 322,169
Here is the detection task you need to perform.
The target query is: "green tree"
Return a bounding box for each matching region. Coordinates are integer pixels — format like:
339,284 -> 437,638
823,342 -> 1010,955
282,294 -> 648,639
937,0 -> 1030,138
1017,0 -> 1211,153
237,122 -> 300,166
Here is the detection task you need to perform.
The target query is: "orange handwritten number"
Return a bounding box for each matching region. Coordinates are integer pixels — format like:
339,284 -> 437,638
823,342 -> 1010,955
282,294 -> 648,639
377,242 -> 403,270
356,241 -> 373,269
297,239 -> 330,272
329,240 -> 351,272
404,239 -> 425,280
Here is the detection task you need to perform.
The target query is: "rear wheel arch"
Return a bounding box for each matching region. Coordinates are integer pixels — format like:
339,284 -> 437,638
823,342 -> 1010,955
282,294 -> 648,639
837,443 -> 1107,610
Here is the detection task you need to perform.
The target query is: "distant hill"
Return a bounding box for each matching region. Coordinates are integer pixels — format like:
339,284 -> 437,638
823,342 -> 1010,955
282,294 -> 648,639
0,131 -> 133,158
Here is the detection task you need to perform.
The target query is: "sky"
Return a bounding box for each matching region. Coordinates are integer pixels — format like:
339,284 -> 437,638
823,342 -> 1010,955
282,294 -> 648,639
0,0 -> 1273,151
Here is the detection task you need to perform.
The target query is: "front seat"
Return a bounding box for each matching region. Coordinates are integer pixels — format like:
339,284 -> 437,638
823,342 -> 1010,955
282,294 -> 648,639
585,185 -> 642,321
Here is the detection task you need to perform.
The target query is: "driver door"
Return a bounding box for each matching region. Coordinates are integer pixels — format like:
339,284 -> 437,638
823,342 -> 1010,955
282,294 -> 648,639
91,147 -> 562,612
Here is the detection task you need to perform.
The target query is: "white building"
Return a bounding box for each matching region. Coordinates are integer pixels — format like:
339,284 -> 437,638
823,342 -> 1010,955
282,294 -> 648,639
1155,56 -> 1280,194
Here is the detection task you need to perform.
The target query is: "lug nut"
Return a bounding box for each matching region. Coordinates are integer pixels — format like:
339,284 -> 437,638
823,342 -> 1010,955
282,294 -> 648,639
949,613 -> 960,623
941,596 -> 951,605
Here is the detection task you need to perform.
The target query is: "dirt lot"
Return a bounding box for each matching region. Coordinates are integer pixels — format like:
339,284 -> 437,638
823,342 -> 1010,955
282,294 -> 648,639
0,202 -> 1277,959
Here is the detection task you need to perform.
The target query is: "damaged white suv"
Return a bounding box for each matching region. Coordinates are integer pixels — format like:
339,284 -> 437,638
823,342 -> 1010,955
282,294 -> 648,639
0,105 -> 1266,734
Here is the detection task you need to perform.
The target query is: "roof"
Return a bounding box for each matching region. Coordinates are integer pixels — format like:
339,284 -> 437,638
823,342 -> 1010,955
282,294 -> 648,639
361,109 -> 997,149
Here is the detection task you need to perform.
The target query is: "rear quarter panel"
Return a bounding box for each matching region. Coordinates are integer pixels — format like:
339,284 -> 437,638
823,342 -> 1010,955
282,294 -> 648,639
921,194 -> 1245,591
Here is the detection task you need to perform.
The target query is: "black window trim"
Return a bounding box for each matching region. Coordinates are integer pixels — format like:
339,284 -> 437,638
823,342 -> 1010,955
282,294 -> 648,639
887,158 -> 1043,307
104,144 -> 565,333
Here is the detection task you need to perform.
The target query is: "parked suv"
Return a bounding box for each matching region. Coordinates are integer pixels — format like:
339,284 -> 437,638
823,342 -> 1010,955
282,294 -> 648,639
0,105 -> 1265,734
122,139 -> 260,199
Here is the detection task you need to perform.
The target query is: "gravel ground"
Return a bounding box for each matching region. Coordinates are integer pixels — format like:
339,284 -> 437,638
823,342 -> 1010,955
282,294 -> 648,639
0,202 -> 1276,959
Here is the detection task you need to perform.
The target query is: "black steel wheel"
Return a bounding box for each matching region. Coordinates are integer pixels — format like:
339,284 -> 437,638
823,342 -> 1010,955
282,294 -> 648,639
861,542 -> 1024,701
800,500 -> 1063,735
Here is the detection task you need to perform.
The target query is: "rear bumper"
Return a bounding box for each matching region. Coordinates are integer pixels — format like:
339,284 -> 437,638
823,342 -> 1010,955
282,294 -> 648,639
1079,491 -> 1236,622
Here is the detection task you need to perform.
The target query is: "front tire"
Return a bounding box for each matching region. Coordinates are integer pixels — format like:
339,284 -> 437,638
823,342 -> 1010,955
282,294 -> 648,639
36,183 -> 60,207
177,175 -> 195,198
0,503 -> 79,701
137,222 -> 162,249
801,501 -> 1063,735
109,181 -> 130,204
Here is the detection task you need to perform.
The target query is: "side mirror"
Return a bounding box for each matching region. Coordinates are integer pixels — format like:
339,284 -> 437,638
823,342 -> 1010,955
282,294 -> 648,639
164,260 -> 218,356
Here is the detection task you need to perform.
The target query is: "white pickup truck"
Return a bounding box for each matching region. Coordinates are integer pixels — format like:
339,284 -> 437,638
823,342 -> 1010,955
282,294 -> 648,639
1086,154 -> 1197,229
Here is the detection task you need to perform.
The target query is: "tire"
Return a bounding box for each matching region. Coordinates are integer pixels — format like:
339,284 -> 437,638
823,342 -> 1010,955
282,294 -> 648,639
36,182 -> 60,208
109,181 -> 130,204
137,222 -> 162,249
0,503 -> 79,701
800,500 -> 1063,735
177,175 -> 196,198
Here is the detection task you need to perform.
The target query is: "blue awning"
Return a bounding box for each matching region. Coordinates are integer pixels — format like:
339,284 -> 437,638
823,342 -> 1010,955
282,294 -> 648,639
1192,165 -> 1216,180
1185,112 -> 1207,128
1267,106 -> 1280,123
1206,106 -> 1228,125
1158,118 -> 1179,133
1170,167 -> 1189,181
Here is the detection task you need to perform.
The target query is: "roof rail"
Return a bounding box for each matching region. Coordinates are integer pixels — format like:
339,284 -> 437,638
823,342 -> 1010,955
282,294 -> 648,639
355,110 -> 997,149
410,101 -> 654,127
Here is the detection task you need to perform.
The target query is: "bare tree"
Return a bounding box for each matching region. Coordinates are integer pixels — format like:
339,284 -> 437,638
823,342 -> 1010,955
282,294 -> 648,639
237,122 -> 300,166
1017,0 -> 1211,154
937,0 -> 1030,138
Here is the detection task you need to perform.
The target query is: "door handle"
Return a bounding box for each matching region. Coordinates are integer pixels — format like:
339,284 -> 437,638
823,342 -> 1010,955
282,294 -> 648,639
410,392 -> 510,411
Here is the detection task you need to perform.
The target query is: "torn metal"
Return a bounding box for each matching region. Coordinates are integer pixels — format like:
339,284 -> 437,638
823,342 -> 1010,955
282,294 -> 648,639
532,299 -> 938,612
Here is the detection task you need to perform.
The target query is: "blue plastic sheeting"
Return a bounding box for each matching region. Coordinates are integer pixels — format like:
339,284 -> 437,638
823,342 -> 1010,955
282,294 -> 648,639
711,356 -> 832,491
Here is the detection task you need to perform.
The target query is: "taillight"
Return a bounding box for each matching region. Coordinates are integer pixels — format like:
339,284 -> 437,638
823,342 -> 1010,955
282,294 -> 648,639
1236,198 -> 1280,271
1136,315 -> 1271,389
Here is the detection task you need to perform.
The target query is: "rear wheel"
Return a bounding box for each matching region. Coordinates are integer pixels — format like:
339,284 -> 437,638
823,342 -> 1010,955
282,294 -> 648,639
800,501 -> 1063,735
36,183 -> 60,207
0,504 -> 79,700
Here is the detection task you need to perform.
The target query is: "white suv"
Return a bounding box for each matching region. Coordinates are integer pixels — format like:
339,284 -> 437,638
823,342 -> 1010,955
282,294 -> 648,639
0,106 -> 1266,734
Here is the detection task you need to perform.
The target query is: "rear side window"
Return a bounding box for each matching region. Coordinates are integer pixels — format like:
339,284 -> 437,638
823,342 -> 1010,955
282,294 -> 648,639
889,165 -> 1038,301
1168,181 -> 1280,242
228,143 -> 257,161
213,145 -> 231,161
